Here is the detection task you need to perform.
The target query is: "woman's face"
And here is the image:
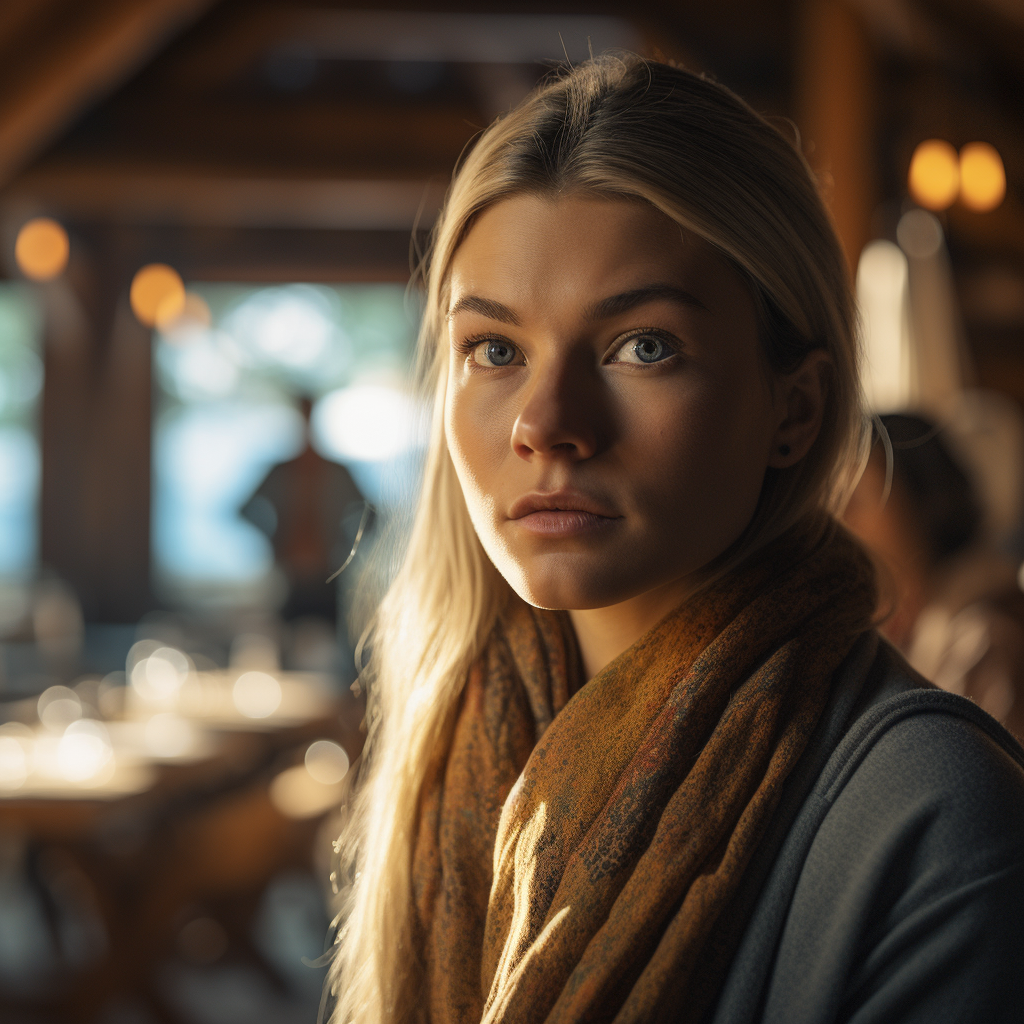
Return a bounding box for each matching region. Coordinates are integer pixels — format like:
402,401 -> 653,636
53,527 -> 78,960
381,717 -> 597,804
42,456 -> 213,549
444,194 -> 786,611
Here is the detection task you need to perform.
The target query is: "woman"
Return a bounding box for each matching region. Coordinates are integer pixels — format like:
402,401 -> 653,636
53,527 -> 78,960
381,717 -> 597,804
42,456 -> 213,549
329,57 -> 1024,1024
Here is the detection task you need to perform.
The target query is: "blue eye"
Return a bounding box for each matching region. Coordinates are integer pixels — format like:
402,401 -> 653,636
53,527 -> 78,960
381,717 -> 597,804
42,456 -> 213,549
474,340 -> 517,366
621,334 -> 672,364
635,337 -> 665,362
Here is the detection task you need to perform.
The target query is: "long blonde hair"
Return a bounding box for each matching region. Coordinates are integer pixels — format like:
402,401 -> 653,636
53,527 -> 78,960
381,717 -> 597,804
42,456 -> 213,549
329,54 -> 864,1024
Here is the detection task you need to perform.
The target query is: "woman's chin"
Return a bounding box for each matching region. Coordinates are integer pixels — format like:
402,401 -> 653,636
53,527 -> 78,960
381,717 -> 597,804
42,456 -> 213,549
496,557 -> 654,613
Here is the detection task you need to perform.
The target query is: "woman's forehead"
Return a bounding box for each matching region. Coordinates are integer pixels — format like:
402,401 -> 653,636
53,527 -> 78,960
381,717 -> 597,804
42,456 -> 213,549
446,194 -> 745,321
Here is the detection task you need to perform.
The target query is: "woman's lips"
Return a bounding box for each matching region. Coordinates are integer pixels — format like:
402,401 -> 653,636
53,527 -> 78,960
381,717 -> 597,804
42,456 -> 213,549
513,509 -> 618,536
508,491 -> 621,537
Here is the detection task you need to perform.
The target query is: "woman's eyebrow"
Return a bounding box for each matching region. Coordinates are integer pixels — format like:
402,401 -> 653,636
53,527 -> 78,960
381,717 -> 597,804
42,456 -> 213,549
446,296 -> 521,325
446,285 -> 704,326
588,284 -> 708,319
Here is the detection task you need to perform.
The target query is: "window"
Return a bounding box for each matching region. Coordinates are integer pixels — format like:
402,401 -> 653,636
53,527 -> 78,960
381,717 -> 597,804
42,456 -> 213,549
153,283 -> 421,607
0,285 -> 42,579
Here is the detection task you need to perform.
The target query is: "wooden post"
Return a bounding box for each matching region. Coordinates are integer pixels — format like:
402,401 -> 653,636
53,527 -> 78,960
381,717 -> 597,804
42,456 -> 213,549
39,228 -> 152,621
795,0 -> 875,277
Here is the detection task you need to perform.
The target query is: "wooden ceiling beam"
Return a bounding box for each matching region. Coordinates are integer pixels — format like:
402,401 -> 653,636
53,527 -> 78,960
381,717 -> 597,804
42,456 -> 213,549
36,98 -> 482,176
160,226 -> 418,283
0,0 -> 221,188
4,162 -> 446,230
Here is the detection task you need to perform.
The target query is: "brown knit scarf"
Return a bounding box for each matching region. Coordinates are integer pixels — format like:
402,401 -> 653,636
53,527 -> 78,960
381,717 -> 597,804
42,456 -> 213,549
412,526 -> 876,1024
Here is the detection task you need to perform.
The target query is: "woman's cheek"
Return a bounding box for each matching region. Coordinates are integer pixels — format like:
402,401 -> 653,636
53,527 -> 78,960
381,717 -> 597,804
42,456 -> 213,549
446,378 -> 503,498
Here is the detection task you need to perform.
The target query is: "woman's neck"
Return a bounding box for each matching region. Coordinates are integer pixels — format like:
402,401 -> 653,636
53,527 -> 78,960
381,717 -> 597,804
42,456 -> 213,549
568,577 -> 693,679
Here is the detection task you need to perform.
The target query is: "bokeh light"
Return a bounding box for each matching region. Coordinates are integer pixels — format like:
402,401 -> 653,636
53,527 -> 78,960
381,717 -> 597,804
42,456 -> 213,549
223,284 -> 343,371
130,645 -> 190,705
130,263 -> 185,327
37,684 -> 83,732
0,726 -> 30,789
959,142 -> 1006,212
304,739 -> 349,785
908,140 -> 959,211
14,217 -> 70,281
56,719 -> 113,782
313,383 -> 422,462
144,713 -> 196,757
159,333 -> 240,399
232,671 -> 282,718
896,208 -> 944,260
269,764 -> 342,819
856,240 -> 912,413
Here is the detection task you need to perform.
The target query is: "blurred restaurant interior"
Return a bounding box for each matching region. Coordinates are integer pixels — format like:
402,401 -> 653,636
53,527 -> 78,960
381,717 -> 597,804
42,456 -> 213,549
0,0 -> 1023,1021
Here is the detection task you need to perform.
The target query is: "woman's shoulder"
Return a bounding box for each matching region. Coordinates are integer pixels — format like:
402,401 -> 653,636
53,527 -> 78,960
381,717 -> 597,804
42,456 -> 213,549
813,635 -> 1024,925
799,631 -> 1024,844
711,633 -> 1024,1024
823,634 -> 1024,902
761,635 -> 1024,1023
837,634 -> 1024,825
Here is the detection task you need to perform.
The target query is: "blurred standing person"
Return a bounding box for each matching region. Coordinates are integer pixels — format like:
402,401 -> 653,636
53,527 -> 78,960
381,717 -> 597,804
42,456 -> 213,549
844,412 -> 1024,737
242,397 -> 366,624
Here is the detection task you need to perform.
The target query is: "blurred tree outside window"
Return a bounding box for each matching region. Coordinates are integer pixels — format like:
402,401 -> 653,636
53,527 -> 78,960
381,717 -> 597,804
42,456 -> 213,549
0,285 -> 42,579
153,283 -> 422,609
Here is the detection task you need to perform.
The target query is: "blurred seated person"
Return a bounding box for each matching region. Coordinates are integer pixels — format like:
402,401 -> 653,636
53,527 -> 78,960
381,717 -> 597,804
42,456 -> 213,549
242,397 -> 366,623
844,412 -> 1024,738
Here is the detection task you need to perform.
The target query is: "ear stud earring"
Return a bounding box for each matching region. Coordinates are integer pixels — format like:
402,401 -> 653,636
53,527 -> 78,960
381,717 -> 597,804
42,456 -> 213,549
779,444 -> 791,457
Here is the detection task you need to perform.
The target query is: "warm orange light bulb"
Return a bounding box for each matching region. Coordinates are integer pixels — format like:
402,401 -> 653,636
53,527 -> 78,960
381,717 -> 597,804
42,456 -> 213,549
14,217 -> 69,281
959,142 -> 1005,212
908,140 -> 959,211
130,264 -> 185,327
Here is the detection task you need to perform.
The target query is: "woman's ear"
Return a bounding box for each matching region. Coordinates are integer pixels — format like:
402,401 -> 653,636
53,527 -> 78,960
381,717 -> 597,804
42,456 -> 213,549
767,350 -> 830,468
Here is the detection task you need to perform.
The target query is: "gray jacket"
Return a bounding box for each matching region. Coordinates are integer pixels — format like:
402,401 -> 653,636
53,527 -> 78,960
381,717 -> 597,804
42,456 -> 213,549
707,631 -> 1024,1023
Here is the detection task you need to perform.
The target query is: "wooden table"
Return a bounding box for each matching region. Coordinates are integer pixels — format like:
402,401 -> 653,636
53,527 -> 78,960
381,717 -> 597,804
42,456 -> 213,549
0,672 -> 363,1023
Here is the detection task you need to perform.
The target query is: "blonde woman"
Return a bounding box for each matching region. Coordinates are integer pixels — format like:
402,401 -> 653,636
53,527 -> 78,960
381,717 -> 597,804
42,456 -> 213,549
328,57 -> 1024,1024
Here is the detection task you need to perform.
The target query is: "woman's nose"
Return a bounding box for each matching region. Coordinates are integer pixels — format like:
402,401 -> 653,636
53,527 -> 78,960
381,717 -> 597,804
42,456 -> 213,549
510,358 -> 603,461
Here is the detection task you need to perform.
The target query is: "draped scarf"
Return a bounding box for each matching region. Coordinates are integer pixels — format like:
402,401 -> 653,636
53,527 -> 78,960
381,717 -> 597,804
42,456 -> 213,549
412,526 -> 876,1024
